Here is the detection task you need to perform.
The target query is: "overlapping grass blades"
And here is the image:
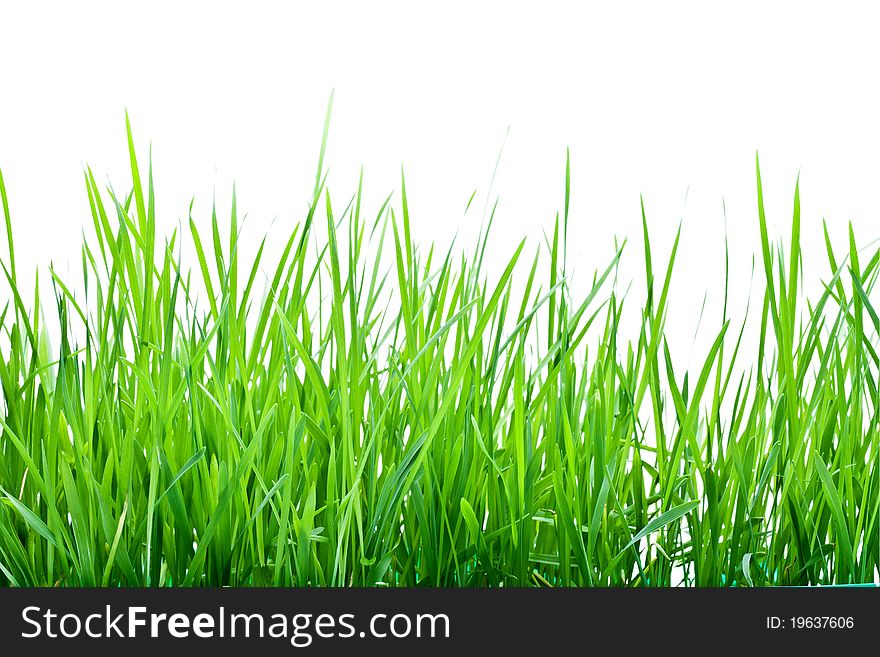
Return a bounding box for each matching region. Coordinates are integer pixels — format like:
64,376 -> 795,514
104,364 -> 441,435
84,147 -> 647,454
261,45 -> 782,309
0,107 -> 877,586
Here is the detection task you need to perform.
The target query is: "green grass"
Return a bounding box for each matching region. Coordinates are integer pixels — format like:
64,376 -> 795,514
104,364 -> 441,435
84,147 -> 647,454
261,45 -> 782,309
0,105 -> 878,587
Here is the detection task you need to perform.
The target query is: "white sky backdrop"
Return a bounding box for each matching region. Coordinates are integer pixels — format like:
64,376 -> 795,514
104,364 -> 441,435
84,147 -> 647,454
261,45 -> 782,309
1,0 -> 879,364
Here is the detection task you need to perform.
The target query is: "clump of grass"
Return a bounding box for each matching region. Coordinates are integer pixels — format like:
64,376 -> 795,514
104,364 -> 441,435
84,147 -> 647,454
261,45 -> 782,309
0,105 -> 877,587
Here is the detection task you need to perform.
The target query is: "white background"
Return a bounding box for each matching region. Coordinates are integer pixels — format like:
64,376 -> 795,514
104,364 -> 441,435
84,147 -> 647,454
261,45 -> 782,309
1,1 -> 878,362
